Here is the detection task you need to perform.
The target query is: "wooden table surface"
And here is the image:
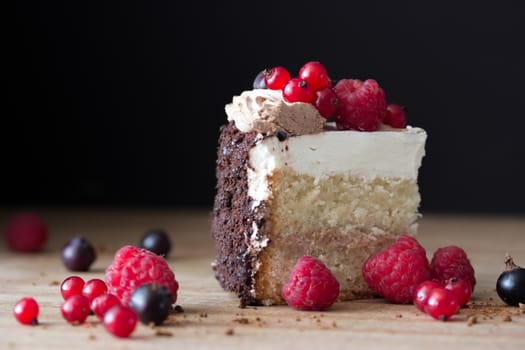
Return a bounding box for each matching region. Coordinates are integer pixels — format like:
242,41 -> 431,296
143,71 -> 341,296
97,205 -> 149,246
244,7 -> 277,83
0,209 -> 524,350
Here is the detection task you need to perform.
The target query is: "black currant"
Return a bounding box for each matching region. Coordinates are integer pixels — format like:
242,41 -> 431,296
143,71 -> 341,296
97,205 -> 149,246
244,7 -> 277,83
129,283 -> 172,326
496,254 -> 525,306
252,69 -> 267,89
61,236 -> 96,271
140,229 -> 171,257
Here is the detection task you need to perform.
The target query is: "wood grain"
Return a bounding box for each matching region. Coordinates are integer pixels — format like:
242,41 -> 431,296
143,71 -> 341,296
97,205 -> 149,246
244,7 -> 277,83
0,209 -> 524,350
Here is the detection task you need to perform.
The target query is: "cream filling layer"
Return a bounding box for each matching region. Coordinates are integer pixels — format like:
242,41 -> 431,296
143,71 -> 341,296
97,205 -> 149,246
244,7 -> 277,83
247,127 -> 427,203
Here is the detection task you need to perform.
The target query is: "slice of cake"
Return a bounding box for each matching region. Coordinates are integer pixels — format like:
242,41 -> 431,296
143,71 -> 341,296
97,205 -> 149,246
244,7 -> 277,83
211,63 -> 427,306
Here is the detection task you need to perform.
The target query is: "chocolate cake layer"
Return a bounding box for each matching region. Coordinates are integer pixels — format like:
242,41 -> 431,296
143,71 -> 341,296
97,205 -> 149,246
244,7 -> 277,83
211,122 -> 263,305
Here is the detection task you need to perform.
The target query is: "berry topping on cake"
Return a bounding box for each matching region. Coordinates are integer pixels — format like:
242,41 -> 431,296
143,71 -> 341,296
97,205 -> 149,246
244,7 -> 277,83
362,234 -> 431,304
243,62 -> 415,131
430,245 -> 476,289
334,79 -> 387,131
253,70 -> 267,89
105,245 -> 179,306
264,66 -> 291,90
281,256 -> 340,311
384,103 -> 407,128
299,61 -> 331,91
282,78 -> 315,103
315,87 -> 339,119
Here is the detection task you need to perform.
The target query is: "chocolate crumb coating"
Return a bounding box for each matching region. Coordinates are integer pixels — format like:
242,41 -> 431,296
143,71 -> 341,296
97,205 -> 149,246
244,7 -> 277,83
211,122 -> 265,305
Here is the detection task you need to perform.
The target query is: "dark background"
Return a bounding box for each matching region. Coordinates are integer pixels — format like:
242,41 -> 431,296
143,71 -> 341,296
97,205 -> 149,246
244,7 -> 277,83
6,1 -> 525,213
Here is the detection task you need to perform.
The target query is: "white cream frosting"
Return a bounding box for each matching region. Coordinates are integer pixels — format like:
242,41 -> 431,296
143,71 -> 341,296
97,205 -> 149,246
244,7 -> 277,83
247,127 -> 427,202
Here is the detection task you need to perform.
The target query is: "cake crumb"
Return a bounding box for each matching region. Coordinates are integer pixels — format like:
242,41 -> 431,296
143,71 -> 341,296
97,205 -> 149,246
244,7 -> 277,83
199,312 -> 208,318
395,314 -> 402,318
332,321 -> 337,328
296,316 -> 301,322
88,334 -> 96,340
467,315 -> 477,326
519,303 -> 525,314
49,280 -> 60,286
172,305 -> 184,314
238,299 -> 246,309
502,315 -> 512,322
148,322 -> 156,329
234,317 -> 249,325
155,330 -> 173,337
225,328 -> 234,336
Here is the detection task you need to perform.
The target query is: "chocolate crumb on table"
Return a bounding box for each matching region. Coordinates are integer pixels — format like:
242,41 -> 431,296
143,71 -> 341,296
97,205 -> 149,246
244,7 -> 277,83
467,316 -> 477,326
225,328 -> 234,335
172,305 -> 184,314
502,315 -> 512,322
199,311 -> 208,318
233,318 -> 249,324
155,330 -> 173,337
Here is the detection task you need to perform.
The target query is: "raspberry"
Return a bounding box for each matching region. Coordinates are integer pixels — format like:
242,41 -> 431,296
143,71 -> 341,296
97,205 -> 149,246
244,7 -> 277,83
383,103 -> 407,128
281,256 -> 340,311
430,246 -> 476,289
5,212 -> 48,252
362,235 -> 432,304
105,245 -> 179,306
333,79 -> 387,131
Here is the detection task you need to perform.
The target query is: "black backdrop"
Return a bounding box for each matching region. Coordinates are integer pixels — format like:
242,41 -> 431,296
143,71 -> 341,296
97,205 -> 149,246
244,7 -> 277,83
6,1 -> 525,213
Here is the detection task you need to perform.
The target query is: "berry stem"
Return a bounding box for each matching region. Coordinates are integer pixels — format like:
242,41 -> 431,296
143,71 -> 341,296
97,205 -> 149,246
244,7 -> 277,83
504,253 -> 519,270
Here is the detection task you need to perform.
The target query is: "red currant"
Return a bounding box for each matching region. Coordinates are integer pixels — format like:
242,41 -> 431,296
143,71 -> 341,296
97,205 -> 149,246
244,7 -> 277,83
413,280 -> 442,312
91,293 -> 121,320
282,78 -> 315,104
444,277 -> 472,307
104,305 -> 138,338
13,297 -> 39,325
60,276 -> 85,300
383,104 -> 407,128
315,88 -> 339,118
264,66 -> 291,90
61,294 -> 91,324
425,288 -> 460,321
5,212 -> 48,252
82,278 -> 108,303
299,61 -> 331,91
